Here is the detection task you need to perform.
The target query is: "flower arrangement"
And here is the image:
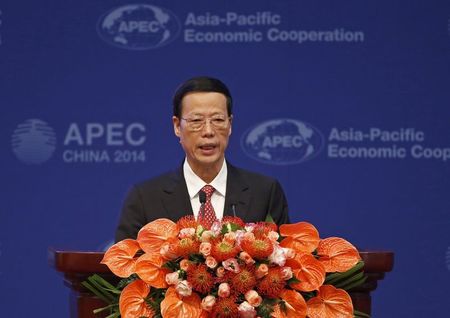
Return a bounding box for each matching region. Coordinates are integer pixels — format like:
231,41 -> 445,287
84,216 -> 368,318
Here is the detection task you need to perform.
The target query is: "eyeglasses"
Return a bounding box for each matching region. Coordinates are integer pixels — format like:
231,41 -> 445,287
180,116 -> 231,131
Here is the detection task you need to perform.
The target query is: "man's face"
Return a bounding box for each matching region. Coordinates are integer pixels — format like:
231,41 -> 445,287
173,92 -> 232,174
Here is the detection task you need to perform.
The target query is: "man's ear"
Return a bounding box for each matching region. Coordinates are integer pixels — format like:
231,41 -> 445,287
173,116 -> 181,137
228,115 -> 233,136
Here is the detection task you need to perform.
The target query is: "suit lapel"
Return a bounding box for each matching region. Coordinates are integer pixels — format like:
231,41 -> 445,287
224,163 -> 251,220
161,167 -> 193,221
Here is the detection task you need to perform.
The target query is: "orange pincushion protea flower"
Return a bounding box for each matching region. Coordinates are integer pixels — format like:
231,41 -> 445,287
240,236 -> 274,260
135,253 -> 170,288
101,239 -> 140,278
187,264 -> 215,294
306,285 -> 353,318
252,222 -> 277,238
316,237 -> 361,272
211,239 -> 240,262
257,267 -> 287,298
211,297 -> 239,318
177,215 -> 199,230
271,289 -> 307,318
176,237 -> 201,257
279,222 -> 320,254
119,279 -> 154,318
160,286 -> 203,318
228,265 -> 257,294
137,218 -> 178,254
286,253 -> 325,292
222,216 -> 246,228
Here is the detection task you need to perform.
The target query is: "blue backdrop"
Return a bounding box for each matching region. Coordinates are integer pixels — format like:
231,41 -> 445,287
2,0 -> 450,316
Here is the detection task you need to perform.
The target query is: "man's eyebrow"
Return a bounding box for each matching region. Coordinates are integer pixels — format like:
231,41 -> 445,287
185,112 -> 204,117
186,112 -> 226,117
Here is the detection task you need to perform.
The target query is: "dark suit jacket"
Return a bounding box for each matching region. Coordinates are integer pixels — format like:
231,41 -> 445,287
115,162 -> 290,241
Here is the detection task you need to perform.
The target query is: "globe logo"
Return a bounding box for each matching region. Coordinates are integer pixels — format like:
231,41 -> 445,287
241,119 -> 324,165
97,4 -> 181,50
11,119 -> 56,164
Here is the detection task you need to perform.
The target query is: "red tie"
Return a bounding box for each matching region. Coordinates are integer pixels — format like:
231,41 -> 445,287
199,185 -> 217,229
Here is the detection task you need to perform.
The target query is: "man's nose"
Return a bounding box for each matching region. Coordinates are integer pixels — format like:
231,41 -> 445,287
201,119 -> 215,135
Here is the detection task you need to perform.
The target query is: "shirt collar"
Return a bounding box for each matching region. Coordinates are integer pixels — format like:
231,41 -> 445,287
183,159 -> 227,198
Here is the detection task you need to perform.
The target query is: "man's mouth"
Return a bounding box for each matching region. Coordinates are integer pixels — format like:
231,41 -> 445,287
199,144 -> 217,151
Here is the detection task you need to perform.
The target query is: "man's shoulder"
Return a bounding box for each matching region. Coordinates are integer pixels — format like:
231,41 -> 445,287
228,163 -> 278,185
133,168 -> 182,191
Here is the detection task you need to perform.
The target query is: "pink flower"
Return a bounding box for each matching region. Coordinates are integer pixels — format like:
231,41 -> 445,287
239,251 -> 255,265
175,280 -> 192,297
199,242 -> 212,257
200,230 -> 214,242
178,227 -> 195,238
218,283 -> 231,298
216,266 -> 226,278
234,230 -> 246,245
268,244 -> 287,266
255,264 -> 268,279
243,232 -> 255,241
238,301 -> 257,318
280,266 -> 293,280
201,295 -> 216,311
245,223 -> 256,232
165,272 -> 180,285
210,221 -> 222,235
222,258 -> 240,273
224,232 -> 236,243
179,259 -> 190,271
205,256 -> 218,269
245,290 -> 263,307
282,247 -> 296,259
268,231 -> 279,242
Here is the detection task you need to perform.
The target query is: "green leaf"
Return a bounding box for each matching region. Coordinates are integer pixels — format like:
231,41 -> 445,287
265,213 -> 275,223
91,274 -> 118,290
325,261 -> 364,285
117,274 -> 138,289
81,281 -> 112,305
256,298 -> 277,318
339,275 -> 367,291
333,271 -> 365,289
93,304 -> 119,314
81,274 -> 122,317
188,253 -> 205,263
354,309 -> 371,318
163,258 -> 183,272
86,276 -> 117,303
299,291 -> 317,301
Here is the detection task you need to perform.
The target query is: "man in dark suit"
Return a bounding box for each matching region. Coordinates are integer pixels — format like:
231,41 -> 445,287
115,76 -> 290,241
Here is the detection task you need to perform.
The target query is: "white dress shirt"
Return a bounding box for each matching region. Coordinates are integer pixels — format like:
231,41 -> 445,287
183,159 -> 227,220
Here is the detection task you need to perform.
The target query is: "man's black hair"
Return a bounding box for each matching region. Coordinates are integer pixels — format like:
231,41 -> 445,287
172,76 -> 233,117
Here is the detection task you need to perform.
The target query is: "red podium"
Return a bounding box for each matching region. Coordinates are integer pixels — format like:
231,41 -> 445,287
50,250 -> 393,317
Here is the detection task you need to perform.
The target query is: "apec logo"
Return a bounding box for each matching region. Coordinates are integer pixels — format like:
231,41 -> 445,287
11,119 -> 147,164
11,119 -> 57,165
97,4 -> 181,50
241,119 -> 324,165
